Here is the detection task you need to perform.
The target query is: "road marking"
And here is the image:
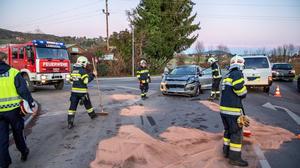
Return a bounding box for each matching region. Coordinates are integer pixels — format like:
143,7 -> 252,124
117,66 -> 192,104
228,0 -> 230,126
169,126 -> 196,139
146,116 -> 156,126
262,102 -> 300,125
253,144 -> 272,168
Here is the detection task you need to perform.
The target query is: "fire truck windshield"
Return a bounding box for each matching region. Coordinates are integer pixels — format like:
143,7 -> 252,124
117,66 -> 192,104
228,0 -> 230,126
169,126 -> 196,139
36,47 -> 69,60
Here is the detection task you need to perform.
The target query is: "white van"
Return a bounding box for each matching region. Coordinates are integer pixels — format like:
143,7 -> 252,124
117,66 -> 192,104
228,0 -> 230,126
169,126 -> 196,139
242,55 -> 272,93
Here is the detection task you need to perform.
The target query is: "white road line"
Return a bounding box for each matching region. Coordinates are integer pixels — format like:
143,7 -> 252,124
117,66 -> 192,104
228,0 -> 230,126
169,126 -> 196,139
262,102 -> 300,125
253,144 -> 272,168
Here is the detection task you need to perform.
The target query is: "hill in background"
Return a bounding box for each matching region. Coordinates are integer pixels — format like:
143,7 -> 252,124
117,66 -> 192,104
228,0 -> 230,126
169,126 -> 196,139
0,28 -> 104,48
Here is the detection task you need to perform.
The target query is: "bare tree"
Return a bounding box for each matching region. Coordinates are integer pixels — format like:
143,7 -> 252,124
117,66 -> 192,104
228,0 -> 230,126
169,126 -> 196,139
217,44 -> 229,53
194,41 -> 205,65
195,41 -> 205,54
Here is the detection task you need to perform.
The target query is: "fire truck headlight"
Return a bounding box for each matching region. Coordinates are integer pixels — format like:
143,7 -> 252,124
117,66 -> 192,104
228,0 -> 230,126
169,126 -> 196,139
41,75 -> 47,83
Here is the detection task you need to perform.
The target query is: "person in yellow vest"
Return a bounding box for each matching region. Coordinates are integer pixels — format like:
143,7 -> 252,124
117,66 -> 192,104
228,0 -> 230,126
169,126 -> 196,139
0,51 -> 37,168
67,56 -> 98,129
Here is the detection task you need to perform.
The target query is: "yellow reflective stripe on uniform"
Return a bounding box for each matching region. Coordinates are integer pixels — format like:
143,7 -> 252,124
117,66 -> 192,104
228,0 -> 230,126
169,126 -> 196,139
71,87 -> 87,93
87,108 -> 94,113
0,96 -> 21,102
232,78 -> 244,86
230,143 -> 242,152
81,74 -> 88,79
68,110 -> 76,115
212,69 -> 218,72
140,70 -> 149,73
224,138 -> 230,145
136,75 -> 141,78
223,78 -> 232,83
83,78 -> 89,84
220,106 -> 241,112
233,86 -> 247,96
71,74 -> 81,77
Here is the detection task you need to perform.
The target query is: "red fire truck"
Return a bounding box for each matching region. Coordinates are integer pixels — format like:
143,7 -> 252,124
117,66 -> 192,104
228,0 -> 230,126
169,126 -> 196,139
0,40 -> 71,91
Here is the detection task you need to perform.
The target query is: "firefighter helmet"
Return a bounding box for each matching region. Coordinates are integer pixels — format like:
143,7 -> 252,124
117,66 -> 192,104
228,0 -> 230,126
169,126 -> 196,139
208,57 -> 217,64
230,55 -> 245,69
76,56 -> 90,67
140,60 -> 147,66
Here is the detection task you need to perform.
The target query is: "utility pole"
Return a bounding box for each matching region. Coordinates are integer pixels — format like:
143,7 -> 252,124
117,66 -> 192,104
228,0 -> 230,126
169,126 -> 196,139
102,0 -> 110,51
131,25 -> 135,77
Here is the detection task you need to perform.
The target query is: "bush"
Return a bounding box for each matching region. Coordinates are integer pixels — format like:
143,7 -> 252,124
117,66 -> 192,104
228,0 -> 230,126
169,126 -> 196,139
97,63 -> 109,76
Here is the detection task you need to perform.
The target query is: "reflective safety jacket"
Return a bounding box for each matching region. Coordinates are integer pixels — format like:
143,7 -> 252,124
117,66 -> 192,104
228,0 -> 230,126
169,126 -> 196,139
0,68 -> 21,112
211,62 -> 222,79
136,67 -> 151,84
220,67 -> 247,116
70,64 -> 95,93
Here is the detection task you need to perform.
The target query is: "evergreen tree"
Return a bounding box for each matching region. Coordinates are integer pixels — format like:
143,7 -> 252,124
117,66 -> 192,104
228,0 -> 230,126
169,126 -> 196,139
131,0 -> 200,68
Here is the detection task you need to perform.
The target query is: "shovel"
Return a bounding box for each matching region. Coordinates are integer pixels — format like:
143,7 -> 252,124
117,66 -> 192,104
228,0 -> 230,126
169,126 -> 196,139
92,57 -> 108,116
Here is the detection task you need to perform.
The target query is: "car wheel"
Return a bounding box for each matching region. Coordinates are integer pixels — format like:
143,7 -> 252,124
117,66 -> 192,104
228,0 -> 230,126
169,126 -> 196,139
263,86 -> 270,93
192,85 -> 200,97
23,74 -> 35,92
54,80 -> 64,90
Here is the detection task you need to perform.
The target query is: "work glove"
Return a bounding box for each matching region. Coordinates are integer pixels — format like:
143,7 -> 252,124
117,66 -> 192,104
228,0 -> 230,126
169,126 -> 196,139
237,115 -> 250,128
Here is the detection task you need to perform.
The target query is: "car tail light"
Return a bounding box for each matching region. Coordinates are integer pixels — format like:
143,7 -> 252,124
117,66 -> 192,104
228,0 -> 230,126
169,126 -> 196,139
268,76 -> 272,81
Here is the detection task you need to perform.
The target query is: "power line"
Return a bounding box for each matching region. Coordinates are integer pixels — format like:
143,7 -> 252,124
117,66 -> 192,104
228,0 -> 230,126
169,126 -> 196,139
6,0 -> 102,29
7,10 -> 102,30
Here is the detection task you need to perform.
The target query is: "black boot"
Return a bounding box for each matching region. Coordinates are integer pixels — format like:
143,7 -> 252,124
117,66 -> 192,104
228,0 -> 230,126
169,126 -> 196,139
215,94 -> 220,100
229,151 -> 248,167
68,115 -> 75,129
21,149 -> 30,162
88,111 -> 97,119
207,96 -> 214,101
223,145 -> 229,158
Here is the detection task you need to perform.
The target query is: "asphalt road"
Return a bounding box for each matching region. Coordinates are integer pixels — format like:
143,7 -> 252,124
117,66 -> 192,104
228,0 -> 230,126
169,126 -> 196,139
8,77 -> 300,168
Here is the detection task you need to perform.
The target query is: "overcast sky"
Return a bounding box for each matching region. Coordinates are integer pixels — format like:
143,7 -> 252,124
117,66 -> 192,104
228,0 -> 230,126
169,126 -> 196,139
1,0 -> 300,53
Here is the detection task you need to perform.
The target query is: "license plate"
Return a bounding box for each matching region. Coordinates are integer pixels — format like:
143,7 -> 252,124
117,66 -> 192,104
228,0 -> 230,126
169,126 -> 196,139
247,76 -> 260,81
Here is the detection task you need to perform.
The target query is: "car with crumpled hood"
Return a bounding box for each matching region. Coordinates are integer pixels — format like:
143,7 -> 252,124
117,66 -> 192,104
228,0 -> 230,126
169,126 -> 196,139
160,65 -> 205,97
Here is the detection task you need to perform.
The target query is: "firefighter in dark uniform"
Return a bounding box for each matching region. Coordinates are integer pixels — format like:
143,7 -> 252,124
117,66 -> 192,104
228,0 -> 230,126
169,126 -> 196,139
0,51 -> 36,168
136,60 -> 151,100
67,56 -> 97,129
208,57 -> 222,100
220,55 -> 249,167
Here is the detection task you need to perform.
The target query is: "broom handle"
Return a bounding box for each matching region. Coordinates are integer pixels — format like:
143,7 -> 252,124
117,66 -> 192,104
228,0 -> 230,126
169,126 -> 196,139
92,58 -> 103,110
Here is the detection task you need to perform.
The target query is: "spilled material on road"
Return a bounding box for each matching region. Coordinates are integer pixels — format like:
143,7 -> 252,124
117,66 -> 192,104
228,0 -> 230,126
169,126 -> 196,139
90,119 -> 294,168
120,105 -> 152,116
109,94 -> 139,102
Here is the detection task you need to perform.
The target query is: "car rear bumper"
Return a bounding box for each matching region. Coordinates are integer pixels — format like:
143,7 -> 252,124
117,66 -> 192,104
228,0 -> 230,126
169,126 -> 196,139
272,74 -> 295,80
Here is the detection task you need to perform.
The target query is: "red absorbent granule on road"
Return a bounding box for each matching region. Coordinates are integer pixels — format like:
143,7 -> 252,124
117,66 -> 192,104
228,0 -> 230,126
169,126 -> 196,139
245,118 -> 295,150
120,105 -> 152,116
109,94 -> 139,102
90,120 -> 294,168
199,100 -> 220,112
90,126 -> 257,168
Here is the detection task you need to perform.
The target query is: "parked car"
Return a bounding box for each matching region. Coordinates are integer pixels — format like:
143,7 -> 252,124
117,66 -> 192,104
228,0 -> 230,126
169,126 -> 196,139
160,65 -> 203,97
272,63 -> 295,82
243,55 -> 272,93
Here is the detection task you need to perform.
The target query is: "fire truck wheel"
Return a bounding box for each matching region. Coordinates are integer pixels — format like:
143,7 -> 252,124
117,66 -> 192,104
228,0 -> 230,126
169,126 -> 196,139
23,74 -> 35,92
54,80 -> 64,90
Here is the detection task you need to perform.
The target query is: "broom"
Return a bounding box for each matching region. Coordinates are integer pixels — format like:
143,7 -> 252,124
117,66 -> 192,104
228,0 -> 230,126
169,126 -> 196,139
92,57 -> 108,116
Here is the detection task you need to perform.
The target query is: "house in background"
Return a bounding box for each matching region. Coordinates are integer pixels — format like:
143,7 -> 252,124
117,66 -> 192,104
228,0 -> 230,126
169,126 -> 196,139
66,44 -> 86,63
